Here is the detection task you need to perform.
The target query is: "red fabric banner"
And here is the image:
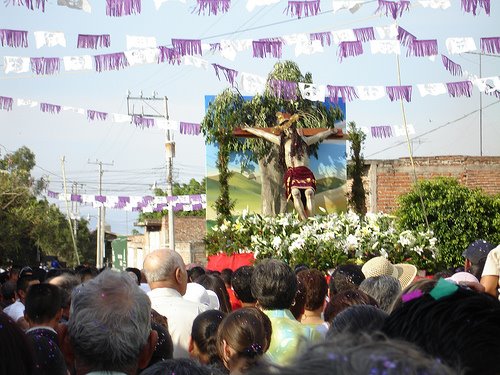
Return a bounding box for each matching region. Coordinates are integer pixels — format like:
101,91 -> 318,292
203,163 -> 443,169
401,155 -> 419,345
206,253 -> 255,272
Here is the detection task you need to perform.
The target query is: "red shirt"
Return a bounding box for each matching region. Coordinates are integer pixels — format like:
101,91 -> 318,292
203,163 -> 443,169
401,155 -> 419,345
226,287 -> 242,311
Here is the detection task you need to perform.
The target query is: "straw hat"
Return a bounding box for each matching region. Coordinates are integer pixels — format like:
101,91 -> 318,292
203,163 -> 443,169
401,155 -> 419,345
361,256 -> 417,289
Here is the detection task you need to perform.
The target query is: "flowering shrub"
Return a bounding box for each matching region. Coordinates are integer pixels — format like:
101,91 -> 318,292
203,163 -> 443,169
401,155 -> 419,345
205,210 -> 439,273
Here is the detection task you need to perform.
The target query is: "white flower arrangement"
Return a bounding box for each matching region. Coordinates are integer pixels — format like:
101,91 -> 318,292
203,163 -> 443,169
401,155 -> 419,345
205,210 -> 439,272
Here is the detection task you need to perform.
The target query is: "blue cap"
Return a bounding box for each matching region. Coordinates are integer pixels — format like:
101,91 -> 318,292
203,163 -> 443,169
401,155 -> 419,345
462,240 -> 495,264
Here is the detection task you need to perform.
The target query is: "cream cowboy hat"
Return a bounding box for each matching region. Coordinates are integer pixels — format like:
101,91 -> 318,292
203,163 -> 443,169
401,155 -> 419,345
361,256 -> 417,289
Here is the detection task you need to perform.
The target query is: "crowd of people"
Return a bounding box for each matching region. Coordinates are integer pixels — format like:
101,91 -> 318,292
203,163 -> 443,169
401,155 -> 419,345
1,239 -> 500,375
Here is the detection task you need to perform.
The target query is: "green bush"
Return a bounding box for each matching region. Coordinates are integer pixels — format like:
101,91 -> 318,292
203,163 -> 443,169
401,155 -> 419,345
396,177 -> 500,270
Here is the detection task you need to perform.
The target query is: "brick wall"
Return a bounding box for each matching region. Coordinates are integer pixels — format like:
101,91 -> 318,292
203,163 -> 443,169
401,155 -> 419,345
364,156 -> 500,213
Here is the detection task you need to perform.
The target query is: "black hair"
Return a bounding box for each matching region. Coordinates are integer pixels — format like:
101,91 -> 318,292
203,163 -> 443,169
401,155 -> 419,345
191,309 -> 226,365
324,289 -> 378,323
469,257 -> 487,281
188,266 -> 206,283
1,280 -> 16,301
0,312 -> 35,375
195,274 -> 232,313
289,275 -> 306,320
125,267 -> 142,285
220,268 -> 233,286
383,286 -> 500,375
329,264 -> 365,296
149,321 -> 174,366
251,259 -> 297,310
246,333 -> 455,375
16,274 -> 37,293
140,358 -> 225,375
231,266 -> 256,304
327,305 -> 388,338
25,283 -> 62,324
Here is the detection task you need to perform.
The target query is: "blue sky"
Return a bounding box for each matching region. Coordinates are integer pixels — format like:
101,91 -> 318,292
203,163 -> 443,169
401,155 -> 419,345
0,0 -> 498,235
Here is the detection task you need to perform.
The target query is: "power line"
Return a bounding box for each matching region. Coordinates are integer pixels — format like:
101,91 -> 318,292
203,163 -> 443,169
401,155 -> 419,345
366,100 -> 500,158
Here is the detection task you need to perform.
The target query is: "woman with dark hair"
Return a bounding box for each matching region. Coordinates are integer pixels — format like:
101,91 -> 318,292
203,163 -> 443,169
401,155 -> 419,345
217,307 -> 270,375
327,305 -> 388,339
297,269 -> 329,336
324,288 -> 378,324
189,309 -> 226,369
195,274 -> 232,313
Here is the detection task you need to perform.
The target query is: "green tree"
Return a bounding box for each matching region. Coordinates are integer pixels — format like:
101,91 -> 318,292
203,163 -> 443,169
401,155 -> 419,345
396,177 -> 500,269
347,122 -> 367,215
201,61 -> 343,220
0,147 -> 92,266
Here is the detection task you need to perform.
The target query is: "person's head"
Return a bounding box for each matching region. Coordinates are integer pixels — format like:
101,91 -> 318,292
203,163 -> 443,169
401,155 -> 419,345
324,289 -> 378,323
16,274 -> 40,303
143,249 -> 188,295
140,358 -> 224,375
148,321 -> 174,366
220,268 -> 233,288
288,274 -> 306,320
65,270 -> 158,374
0,312 -> 35,375
247,333 -> 455,375
297,269 -> 328,311
327,305 -> 388,338
77,266 -> 98,283
1,280 -> 16,306
48,273 -> 81,321
251,259 -> 297,310
188,266 -> 206,283
24,283 -> 62,328
195,274 -> 232,313
383,279 -> 500,375
9,265 -> 21,282
359,275 -> 401,313
462,239 -> 495,278
232,266 -> 256,306
217,307 -> 269,373
189,309 -> 226,365
329,264 -> 365,297
125,267 -> 142,285
390,278 -> 437,313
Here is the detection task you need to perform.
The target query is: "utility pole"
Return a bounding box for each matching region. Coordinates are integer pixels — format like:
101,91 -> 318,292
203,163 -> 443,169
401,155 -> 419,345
127,91 -> 175,250
88,159 -> 114,268
61,157 -> 80,266
71,182 -> 81,240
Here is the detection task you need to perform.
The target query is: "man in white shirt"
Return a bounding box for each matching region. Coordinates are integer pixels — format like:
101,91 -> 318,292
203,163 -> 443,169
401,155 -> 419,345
143,249 -> 209,358
4,274 -> 39,330
481,244 -> 500,300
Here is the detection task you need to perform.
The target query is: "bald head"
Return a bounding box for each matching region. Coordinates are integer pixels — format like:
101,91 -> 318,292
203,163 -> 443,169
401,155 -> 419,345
143,250 -> 187,294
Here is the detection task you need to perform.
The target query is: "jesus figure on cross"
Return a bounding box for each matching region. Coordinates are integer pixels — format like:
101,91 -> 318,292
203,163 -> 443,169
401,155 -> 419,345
243,112 -> 337,220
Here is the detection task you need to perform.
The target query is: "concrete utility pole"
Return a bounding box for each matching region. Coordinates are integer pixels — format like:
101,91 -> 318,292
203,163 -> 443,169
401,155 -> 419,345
61,157 -> 80,266
127,91 -> 175,250
88,159 -> 114,268
71,182 -> 81,240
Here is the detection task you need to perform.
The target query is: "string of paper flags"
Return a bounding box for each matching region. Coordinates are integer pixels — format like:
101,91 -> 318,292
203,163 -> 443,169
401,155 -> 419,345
2,25 -> 499,61
0,95 -> 202,133
46,190 -> 207,212
1,0 -> 491,17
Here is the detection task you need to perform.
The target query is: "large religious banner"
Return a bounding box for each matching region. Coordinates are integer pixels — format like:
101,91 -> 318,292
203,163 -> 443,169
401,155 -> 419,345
205,95 -> 347,223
